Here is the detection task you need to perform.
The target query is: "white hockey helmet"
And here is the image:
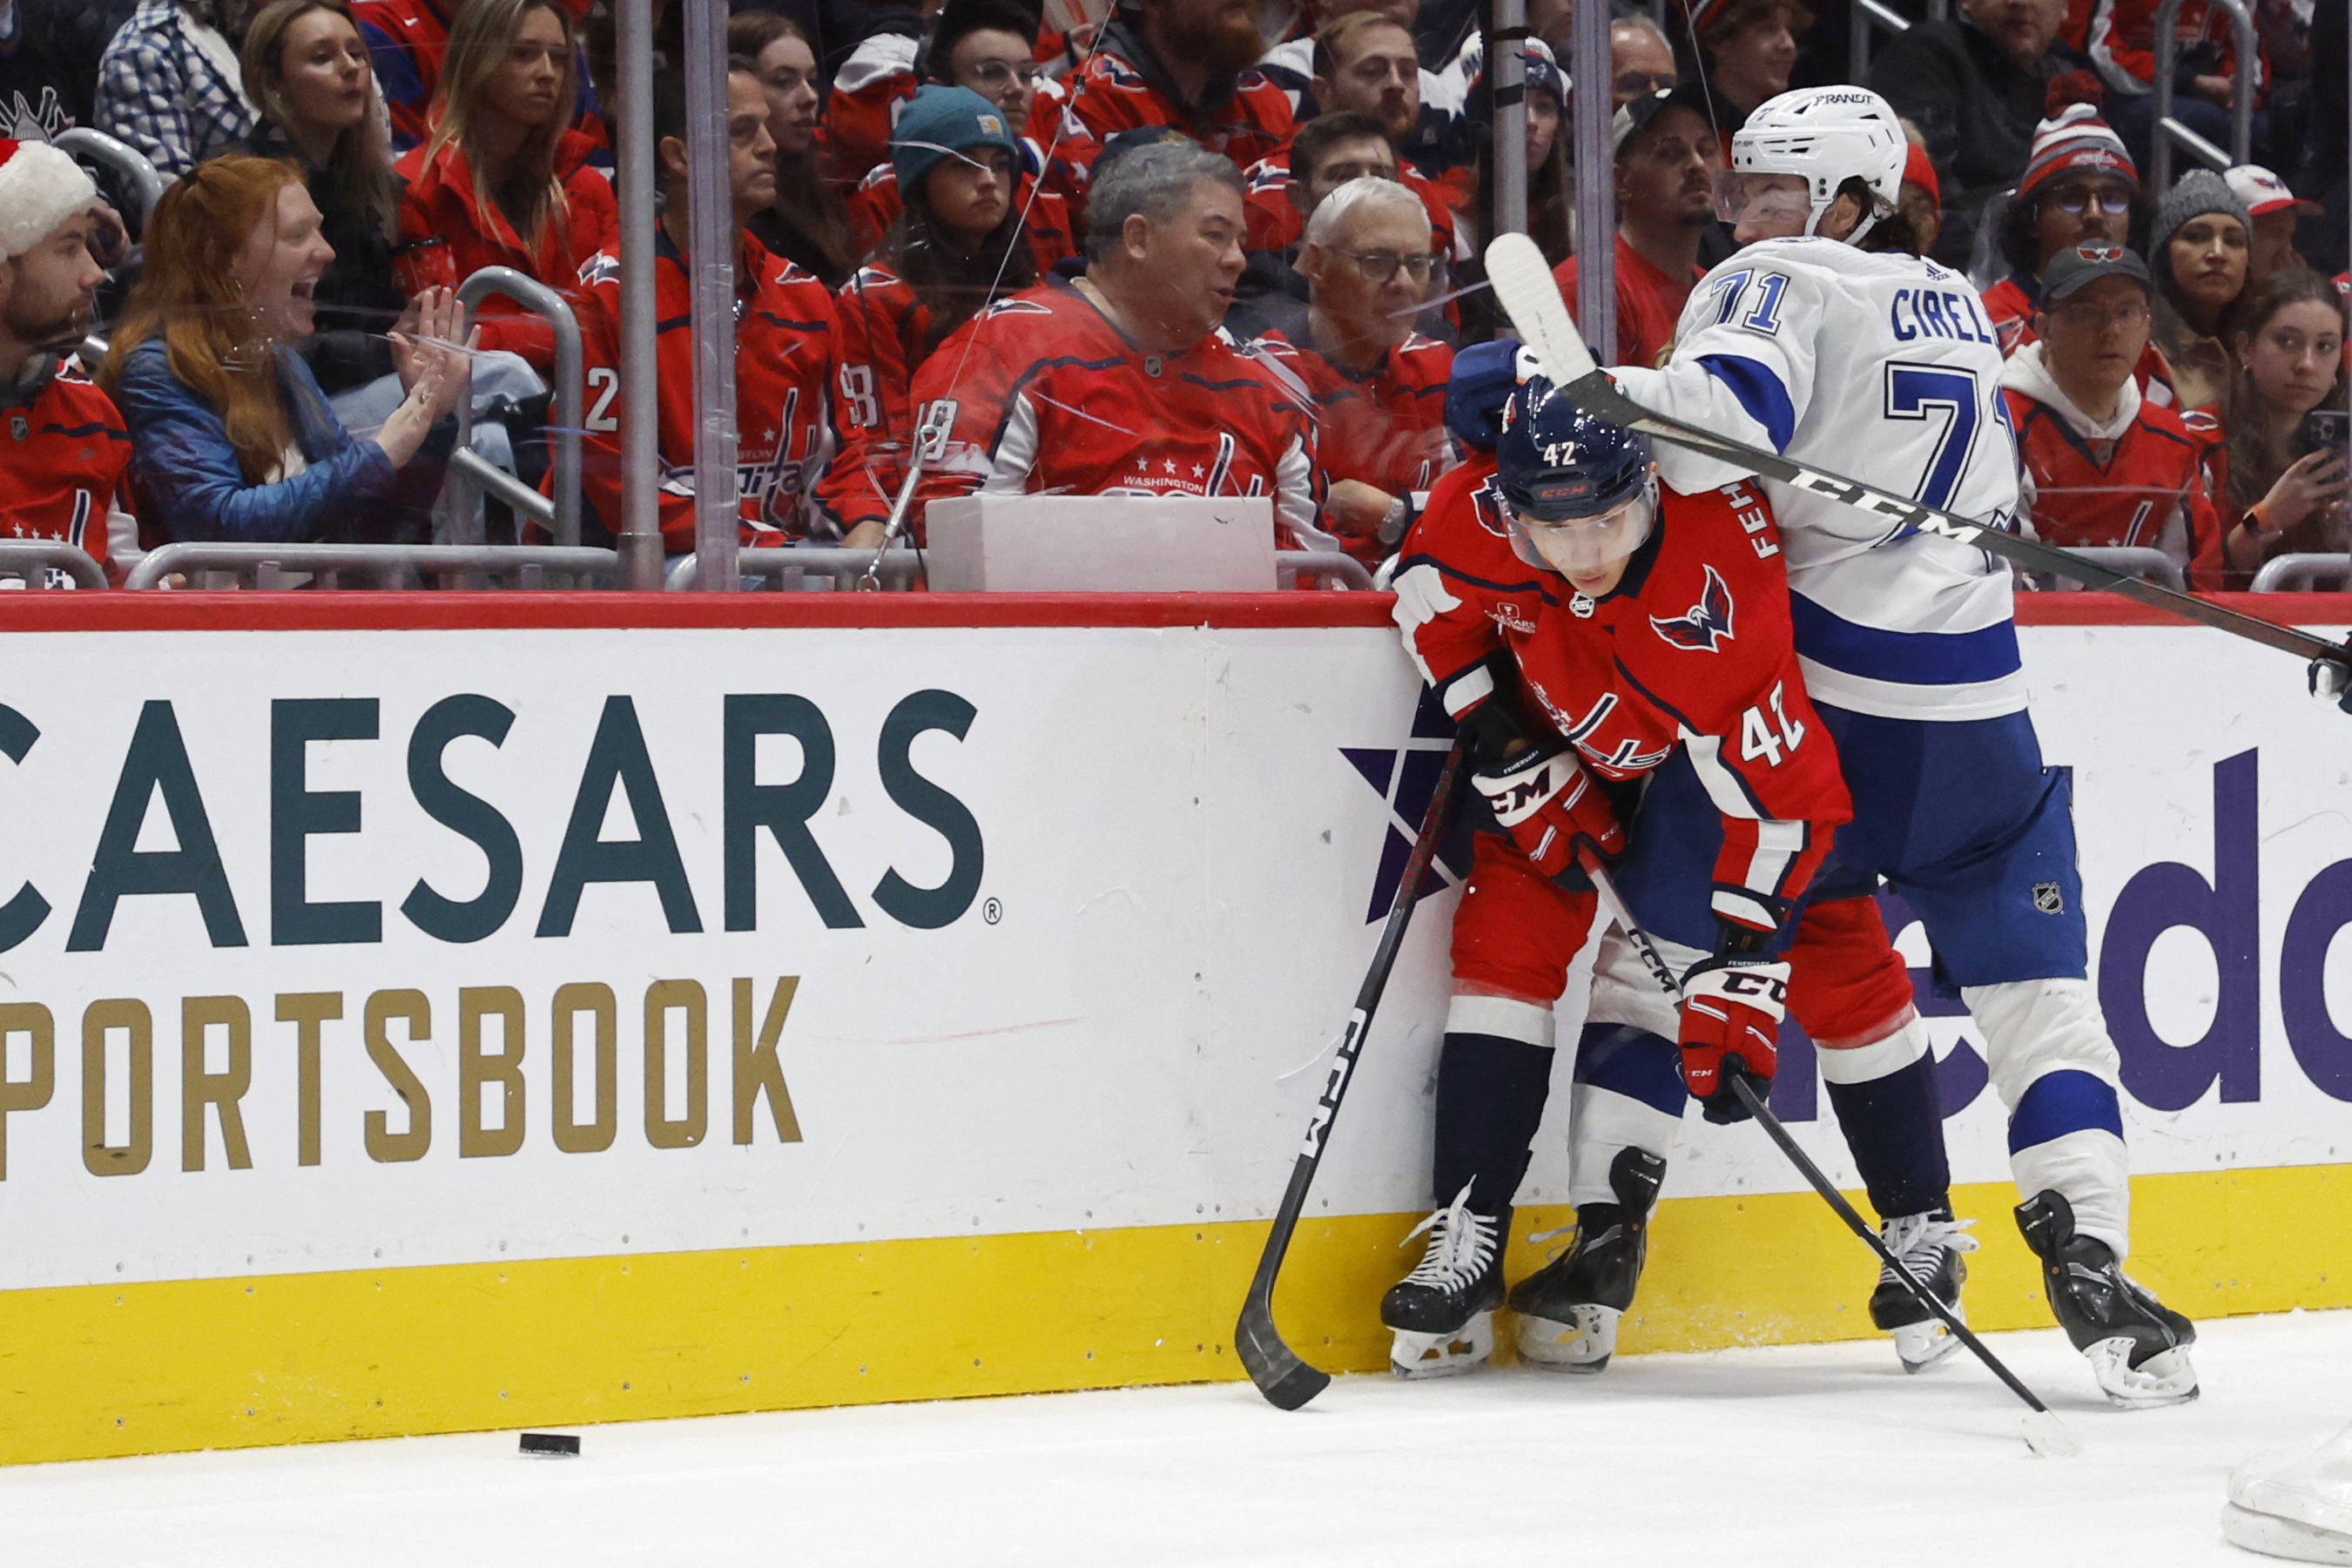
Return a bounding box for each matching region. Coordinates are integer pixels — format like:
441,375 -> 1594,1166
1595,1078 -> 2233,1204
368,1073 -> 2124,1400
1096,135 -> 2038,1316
1728,86 -> 1909,243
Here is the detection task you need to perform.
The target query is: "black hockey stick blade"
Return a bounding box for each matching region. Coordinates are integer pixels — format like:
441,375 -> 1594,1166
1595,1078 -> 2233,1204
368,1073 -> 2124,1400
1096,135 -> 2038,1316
1479,232 -> 2348,671
1236,734 -> 1469,1410
1578,858 -> 2081,1458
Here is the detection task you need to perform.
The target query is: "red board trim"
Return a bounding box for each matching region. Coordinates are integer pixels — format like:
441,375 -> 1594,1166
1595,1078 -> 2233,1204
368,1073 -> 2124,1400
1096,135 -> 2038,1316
0,591 -> 2343,636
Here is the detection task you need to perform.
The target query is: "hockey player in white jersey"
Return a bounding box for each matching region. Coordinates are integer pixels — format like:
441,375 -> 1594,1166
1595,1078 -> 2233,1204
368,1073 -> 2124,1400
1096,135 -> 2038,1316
1591,85 -> 2197,1408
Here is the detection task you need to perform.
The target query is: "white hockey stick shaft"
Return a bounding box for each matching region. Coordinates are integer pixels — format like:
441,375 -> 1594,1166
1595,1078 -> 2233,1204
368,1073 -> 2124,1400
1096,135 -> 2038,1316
1480,233 -> 2346,669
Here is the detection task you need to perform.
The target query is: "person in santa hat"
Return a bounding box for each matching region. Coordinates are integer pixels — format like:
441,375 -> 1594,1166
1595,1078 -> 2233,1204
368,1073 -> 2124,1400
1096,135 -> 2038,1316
0,138 -> 133,585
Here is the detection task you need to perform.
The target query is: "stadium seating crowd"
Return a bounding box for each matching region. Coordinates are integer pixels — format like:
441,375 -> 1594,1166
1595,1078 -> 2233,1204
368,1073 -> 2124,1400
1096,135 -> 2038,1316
0,0 -> 2344,589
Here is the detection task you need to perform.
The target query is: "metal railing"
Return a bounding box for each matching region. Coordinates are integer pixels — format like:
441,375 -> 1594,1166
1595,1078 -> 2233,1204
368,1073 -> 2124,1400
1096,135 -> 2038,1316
51,126 -> 167,223
2017,547 -> 2187,592
667,548 -> 926,591
2250,553 -> 2352,592
125,542 -> 622,591
450,267 -> 583,547
2148,0 -> 2257,193
0,541 -> 108,591
1850,0 -> 1946,86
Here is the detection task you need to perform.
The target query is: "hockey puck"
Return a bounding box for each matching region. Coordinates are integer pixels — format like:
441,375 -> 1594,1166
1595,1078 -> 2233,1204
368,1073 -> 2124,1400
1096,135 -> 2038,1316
519,1431 -> 581,1457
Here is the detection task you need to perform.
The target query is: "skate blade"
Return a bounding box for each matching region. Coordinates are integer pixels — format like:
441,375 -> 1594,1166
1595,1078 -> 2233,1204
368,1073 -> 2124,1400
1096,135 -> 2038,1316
2087,1338 -> 2200,1409
2222,1504 -> 2352,1564
1515,1304 -> 1621,1374
1890,1318 -> 1964,1375
1389,1311 -> 1494,1380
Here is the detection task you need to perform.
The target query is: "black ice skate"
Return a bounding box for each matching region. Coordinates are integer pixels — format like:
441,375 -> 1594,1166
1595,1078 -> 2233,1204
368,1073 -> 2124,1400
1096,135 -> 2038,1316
1868,1210 -> 1978,1374
1381,1183 -> 1508,1378
1507,1147 -> 1666,1374
2016,1189 -> 2199,1409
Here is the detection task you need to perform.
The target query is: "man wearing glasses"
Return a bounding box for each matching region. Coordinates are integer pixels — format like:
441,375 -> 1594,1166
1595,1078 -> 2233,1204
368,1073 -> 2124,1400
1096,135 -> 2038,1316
1998,243 -> 2227,588
1978,107 -> 2146,361
1257,175 -> 1454,562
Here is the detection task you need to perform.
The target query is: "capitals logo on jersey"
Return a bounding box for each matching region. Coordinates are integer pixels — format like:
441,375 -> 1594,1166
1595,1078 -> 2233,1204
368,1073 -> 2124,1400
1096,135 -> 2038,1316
1649,564 -> 1735,651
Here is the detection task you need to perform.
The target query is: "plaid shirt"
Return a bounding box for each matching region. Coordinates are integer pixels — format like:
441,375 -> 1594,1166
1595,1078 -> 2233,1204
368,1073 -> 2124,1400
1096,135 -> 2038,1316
95,0 -> 253,178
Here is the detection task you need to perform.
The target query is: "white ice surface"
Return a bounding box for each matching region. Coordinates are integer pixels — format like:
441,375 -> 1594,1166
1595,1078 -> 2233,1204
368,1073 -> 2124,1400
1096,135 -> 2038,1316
11,1309 -> 2352,1567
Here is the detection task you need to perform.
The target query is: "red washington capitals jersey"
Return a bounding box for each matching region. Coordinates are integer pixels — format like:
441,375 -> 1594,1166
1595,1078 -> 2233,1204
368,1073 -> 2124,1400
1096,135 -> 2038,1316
1398,466 -> 1850,932
1254,328 -> 1454,559
1240,158 -> 1459,257
572,232 -> 839,551
0,358 -> 127,577
2004,384 -> 2225,589
910,278 -> 1322,545
824,263 -> 933,528
1065,51 -> 1293,173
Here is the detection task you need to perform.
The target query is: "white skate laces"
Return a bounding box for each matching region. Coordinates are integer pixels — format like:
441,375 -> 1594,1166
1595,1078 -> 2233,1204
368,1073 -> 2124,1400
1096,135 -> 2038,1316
1398,1182 -> 1500,1293
1882,1212 -> 1979,1282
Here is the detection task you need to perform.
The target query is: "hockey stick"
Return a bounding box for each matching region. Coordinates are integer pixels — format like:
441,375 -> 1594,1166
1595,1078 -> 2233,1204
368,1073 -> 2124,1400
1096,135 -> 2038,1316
1481,232 -> 2349,670
1579,858 -> 2083,1459
1237,732 -> 1469,1410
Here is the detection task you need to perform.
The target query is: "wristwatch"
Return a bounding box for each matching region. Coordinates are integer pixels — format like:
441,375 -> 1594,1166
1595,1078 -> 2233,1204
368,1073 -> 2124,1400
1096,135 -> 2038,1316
1378,493 -> 1413,548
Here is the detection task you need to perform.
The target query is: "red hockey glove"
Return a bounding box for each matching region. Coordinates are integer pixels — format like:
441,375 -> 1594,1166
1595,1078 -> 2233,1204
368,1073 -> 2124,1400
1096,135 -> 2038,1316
1471,743 -> 1623,880
1677,955 -> 1789,1125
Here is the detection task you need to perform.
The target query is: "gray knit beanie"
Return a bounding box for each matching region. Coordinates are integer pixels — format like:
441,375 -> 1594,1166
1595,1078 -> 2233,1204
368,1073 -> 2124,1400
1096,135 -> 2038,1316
2151,168 -> 2254,266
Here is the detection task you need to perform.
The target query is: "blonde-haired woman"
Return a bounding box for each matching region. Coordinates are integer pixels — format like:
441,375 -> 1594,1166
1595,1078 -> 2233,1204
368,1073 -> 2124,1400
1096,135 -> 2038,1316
103,156 -> 473,544
392,0 -> 613,367
234,0 -> 407,396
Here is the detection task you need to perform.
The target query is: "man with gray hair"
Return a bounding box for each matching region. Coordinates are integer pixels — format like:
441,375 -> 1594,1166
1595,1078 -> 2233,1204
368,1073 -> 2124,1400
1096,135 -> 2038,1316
1257,175 -> 1454,562
908,138 -> 1323,545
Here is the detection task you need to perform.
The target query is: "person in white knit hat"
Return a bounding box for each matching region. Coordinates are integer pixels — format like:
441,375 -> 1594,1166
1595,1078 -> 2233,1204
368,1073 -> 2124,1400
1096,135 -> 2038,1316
0,138 -> 134,584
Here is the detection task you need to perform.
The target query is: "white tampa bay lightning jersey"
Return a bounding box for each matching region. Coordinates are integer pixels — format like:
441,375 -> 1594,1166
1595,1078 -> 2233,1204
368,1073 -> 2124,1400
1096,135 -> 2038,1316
1610,238 -> 2024,722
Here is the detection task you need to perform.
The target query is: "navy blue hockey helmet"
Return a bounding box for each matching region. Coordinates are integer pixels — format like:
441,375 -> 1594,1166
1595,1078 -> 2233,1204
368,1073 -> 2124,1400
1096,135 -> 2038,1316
1495,377 -> 1654,522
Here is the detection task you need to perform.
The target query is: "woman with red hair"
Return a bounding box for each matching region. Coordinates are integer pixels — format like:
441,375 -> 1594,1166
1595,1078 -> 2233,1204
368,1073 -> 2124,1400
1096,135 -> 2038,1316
103,155 -> 473,545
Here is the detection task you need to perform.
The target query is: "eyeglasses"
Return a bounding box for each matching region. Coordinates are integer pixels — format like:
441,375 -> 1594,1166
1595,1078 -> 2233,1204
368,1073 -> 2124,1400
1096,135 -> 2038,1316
963,58 -> 1043,88
1346,251 -> 1439,283
1614,71 -> 1679,96
2049,299 -> 2150,329
2044,187 -> 2133,217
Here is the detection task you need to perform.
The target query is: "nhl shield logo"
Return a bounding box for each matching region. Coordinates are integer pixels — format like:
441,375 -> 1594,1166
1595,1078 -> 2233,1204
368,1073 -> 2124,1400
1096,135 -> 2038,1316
9,413 -> 25,442
2032,882 -> 2065,914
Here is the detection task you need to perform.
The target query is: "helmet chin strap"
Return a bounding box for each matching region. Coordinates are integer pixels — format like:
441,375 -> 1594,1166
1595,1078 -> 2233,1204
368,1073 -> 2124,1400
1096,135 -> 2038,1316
1803,193 -> 1880,248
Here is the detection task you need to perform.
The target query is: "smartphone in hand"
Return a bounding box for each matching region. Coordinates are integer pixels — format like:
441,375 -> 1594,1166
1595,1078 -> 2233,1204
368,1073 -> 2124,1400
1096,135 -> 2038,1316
2296,409 -> 2352,461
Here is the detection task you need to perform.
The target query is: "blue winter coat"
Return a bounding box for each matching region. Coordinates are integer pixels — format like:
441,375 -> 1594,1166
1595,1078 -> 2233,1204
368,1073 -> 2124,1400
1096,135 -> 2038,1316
113,337 -> 453,544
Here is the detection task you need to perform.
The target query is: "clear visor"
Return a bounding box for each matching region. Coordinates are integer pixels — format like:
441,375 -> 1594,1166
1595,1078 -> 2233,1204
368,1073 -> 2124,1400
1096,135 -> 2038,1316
1714,169 -> 1814,230
1506,487 -> 1656,580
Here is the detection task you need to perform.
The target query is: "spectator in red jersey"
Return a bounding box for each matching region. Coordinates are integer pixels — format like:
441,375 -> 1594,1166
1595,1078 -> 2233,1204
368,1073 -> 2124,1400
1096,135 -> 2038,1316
0,140 -> 131,582
569,57 -> 843,554
104,155 -> 472,545
2214,266 -> 2349,580
393,0 -> 615,371
839,3 -> 1081,274
1238,14 -> 1459,258
1980,105 -> 2182,402
1064,0 -> 1295,174
1999,243 -> 2225,589
827,86 -> 1041,542
911,138 -> 1322,545
1865,0 -> 2079,268
2149,168 -> 2254,410
1261,175 -> 1453,561
731,10 -> 857,288
231,0 -> 406,400
1610,14 -> 1679,108
1553,86 -> 1719,370
1228,109 -> 1394,340
350,0 -> 454,152
2224,164 -> 2321,288
2084,0 -> 2267,177
1676,0 -> 1809,131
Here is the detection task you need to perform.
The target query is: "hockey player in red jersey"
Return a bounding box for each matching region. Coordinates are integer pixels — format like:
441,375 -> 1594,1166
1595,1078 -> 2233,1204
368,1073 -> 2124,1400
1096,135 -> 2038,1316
1063,0 -> 1294,174
1377,358 -> 1968,1377
911,139 -> 1324,547
0,141 -> 129,582
1250,177 -> 1453,563
569,61 -> 839,551
1999,243 -> 2226,589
